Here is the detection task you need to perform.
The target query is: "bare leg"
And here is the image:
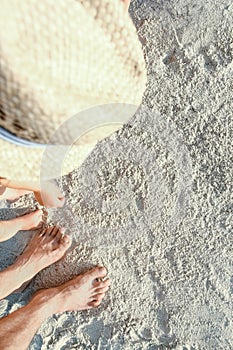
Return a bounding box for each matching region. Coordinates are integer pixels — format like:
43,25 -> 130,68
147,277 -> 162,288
0,226 -> 71,299
0,177 -> 65,208
0,266 -> 110,350
0,187 -> 32,201
0,209 -> 43,242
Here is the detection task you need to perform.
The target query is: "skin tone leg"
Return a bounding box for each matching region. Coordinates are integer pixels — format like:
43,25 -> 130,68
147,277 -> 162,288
0,226 -> 71,299
0,266 -> 110,350
0,209 -> 43,243
0,177 -> 65,208
0,187 -> 32,201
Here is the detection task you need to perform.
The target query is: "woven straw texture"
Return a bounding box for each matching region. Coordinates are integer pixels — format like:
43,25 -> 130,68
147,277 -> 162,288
0,0 -> 146,143
0,0 -> 146,180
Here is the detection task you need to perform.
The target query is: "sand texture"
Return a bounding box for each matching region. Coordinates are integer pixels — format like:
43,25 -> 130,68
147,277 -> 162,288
0,0 -> 232,349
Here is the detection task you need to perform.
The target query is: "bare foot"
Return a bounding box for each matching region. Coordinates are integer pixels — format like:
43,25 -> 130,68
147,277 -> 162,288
34,181 -> 65,208
14,226 -> 72,281
0,226 -> 72,299
41,266 -> 111,314
0,210 -> 43,242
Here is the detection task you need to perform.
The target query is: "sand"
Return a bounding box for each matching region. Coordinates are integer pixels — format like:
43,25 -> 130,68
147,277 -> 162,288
0,0 -> 232,349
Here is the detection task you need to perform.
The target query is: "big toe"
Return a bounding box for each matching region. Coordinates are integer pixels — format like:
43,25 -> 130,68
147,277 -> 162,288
89,266 -> 107,281
58,235 -> 71,251
93,278 -> 111,289
56,196 -> 66,208
89,300 -> 102,308
28,209 -> 43,227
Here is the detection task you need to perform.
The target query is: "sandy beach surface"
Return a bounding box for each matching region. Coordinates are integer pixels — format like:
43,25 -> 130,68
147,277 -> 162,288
0,0 -> 232,349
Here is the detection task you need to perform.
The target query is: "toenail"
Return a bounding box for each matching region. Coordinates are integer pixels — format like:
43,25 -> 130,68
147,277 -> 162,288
64,235 -> 70,242
96,277 -> 103,282
100,267 -> 107,274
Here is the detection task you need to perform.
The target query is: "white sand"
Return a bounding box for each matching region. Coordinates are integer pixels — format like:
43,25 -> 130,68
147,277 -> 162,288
0,0 -> 232,349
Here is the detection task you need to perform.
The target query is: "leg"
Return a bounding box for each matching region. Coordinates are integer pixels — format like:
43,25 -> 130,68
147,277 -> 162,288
0,209 -> 43,242
0,177 -> 65,208
0,186 -> 32,201
0,266 -> 110,350
0,177 -> 39,200
0,226 -> 71,299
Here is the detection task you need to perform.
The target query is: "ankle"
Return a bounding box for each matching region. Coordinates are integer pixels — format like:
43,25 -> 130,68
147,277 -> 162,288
12,255 -> 34,281
31,287 -> 64,316
0,264 -> 30,298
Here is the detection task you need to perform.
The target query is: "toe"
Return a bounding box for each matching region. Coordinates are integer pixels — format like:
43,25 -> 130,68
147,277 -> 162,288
93,285 -> 109,294
30,209 -> 43,227
93,278 -> 110,288
42,226 -> 55,242
54,228 -> 63,242
58,234 -> 71,250
89,266 -> 107,281
35,210 -> 43,225
88,300 -> 101,308
50,226 -> 60,238
93,292 -> 105,301
46,226 -> 54,236
57,196 -> 65,208
51,235 -> 71,260
36,227 -> 46,238
50,227 -> 63,248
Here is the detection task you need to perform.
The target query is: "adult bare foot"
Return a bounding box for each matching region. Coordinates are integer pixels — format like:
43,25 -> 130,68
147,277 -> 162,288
0,209 -> 43,242
58,266 -> 110,311
0,267 -> 110,350
15,226 -> 72,280
0,226 -> 72,299
35,266 -> 110,314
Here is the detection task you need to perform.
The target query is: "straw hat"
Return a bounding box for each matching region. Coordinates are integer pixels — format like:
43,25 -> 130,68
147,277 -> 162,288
0,0 -> 146,181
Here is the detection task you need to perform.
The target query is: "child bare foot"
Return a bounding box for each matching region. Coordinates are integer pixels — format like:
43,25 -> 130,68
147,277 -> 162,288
35,266 -> 110,314
33,181 -> 65,208
0,226 -> 72,299
0,209 -> 43,242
